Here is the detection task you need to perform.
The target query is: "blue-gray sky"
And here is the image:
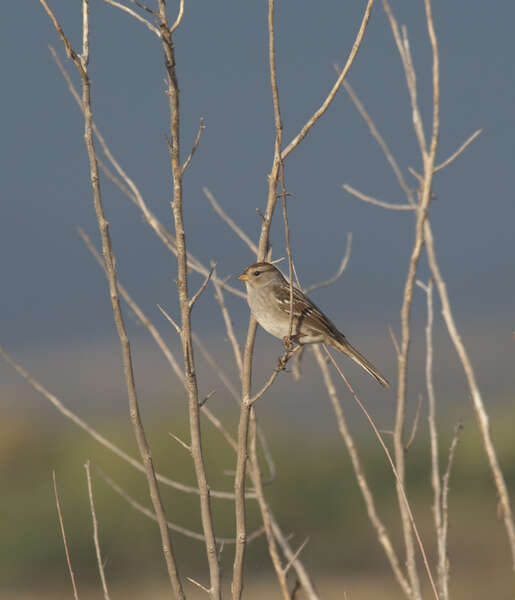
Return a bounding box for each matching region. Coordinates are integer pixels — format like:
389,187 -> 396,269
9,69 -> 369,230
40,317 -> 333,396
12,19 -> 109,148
2,2 -> 515,422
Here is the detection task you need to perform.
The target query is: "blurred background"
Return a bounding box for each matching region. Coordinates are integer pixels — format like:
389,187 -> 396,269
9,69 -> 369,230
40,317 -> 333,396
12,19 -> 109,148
1,1 -> 514,597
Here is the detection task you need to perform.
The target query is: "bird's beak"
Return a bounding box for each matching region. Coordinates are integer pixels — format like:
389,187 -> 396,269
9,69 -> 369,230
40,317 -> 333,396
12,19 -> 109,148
237,272 -> 248,281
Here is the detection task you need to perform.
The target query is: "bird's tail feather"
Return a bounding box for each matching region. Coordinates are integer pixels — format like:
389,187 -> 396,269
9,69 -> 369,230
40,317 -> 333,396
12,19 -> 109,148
331,338 -> 389,388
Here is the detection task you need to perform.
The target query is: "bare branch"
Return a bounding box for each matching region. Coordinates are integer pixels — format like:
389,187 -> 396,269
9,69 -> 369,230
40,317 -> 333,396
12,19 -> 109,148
103,0 -> 160,36
169,432 -> 192,453
281,0 -> 375,160
342,79 -> 414,202
405,394 -> 423,451
158,2 -> 221,594
189,265 -> 214,310
212,271 -> 243,375
313,345 -> 412,597
324,346 -> 439,600
85,461 -> 111,600
169,0 -> 185,34
204,187 -> 258,255
187,577 -> 210,595
182,117 -> 206,174
434,129 -> 482,173
157,304 -> 182,335
52,471 -> 80,600
94,465 -> 261,544
424,219 -> 515,573
304,233 -> 353,293
283,537 -> 310,575
40,5 -> 186,593
48,46 -> 245,301
344,184 -> 414,211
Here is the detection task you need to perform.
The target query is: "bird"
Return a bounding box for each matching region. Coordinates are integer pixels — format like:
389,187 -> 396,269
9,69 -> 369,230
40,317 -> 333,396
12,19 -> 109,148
237,262 -> 389,387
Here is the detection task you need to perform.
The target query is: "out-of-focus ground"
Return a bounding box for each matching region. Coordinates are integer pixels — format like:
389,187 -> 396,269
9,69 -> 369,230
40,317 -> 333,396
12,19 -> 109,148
1,397 -> 514,599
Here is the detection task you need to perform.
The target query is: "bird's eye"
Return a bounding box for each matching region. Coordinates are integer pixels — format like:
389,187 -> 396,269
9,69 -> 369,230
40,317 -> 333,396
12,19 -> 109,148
253,270 -> 261,276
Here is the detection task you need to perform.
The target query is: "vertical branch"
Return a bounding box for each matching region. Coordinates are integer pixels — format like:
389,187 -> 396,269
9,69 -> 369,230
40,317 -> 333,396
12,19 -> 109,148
53,471 -> 80,600
418,279 -> 448,598
386,1 -> 440,595
40,2 -> 186,598
248,415 -> 291,600
313,345 -> 412,598
424,221 -> 515,573
85,461 -> 111,600
157,3 -> 221,598
233,2 -> 376,597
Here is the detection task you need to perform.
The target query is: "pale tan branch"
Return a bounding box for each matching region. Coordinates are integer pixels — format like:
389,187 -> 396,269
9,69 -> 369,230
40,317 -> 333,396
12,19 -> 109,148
189,265 -> 214,310
304,233 -> 352,293
49,46 -> 245,301
159,2 -> 221,594
52,471 -> 80,600
212,271 -> 243,375
182,117 -> 205,174
281,0 -> 375,160
342,79 -> 414,202
103,0 -> 160,36
405,393 -> 423,451
169,0 -> 185,34
204,187 -> 258,255
0,346 -> 238,500
41,4 -> 185,594
324,346 -> 439,600
95,465 -> 262,544
84,461 -> 111,600
344,184 -> 414,211
187,577 -> 210,595
249,346 -> 303,406
424,219 -> 515,573
313,345 -> 412,598
434,129 -> 482,173
283,537 -> 309,576
80,230 -> 248,500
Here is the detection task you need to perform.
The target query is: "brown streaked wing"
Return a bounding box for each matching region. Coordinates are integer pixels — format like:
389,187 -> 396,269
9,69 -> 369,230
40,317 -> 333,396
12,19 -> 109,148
274,284 -> 343,340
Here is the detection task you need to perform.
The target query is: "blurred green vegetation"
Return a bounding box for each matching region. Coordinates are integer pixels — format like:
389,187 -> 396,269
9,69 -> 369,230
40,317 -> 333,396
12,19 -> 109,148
2,401 -> 515,598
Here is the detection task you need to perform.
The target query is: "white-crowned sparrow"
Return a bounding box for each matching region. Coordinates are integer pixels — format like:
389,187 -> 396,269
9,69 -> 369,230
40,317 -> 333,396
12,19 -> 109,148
238,262 -> 389,387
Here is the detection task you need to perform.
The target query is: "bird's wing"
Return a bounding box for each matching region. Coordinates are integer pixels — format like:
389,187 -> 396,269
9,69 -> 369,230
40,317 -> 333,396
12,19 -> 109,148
274,284 -> 343,340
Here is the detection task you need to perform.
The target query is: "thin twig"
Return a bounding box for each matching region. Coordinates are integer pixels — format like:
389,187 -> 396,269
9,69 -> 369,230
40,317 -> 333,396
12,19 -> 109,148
433,129 -> 482,172
189,264 -> 214,310
304,233 -> 353,293
342,79 -> 414,202
52,471 -> 80,600
48,46 -> 245,301
182,117 -> 206,174
212,270 -> 243,375
344,184 -> 414,211
85,461 -> 111,600
157,304 -> 182,335
40,4 -> 185,595
324,346 -> 440,600
159,2 -> 221,595
169,0 -> 185,34
313,345 -> 412,597
94,465 -> 263,544
281,0 -> 375,160
204,187 -> 258,255
405,393 -> 423,451
0,345 -> 237,500
103,0 -> 160,36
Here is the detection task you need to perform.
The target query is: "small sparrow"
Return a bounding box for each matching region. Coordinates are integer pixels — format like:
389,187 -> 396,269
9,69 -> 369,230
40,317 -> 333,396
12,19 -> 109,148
238,262 -> 389,387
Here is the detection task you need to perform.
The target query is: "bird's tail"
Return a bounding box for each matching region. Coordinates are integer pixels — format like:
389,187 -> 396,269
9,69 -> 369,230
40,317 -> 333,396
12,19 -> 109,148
330,337 -> 389,388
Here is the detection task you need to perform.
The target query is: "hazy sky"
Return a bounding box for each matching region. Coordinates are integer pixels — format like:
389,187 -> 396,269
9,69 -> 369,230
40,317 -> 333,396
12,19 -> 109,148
2,2 -> 514,419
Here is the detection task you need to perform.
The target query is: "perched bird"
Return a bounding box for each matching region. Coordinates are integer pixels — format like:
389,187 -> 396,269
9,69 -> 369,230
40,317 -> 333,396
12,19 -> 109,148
238,262 -> 389,388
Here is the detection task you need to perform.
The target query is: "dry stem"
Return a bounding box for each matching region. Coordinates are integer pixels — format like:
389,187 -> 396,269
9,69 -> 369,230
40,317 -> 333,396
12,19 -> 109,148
40,3 -> 185,596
